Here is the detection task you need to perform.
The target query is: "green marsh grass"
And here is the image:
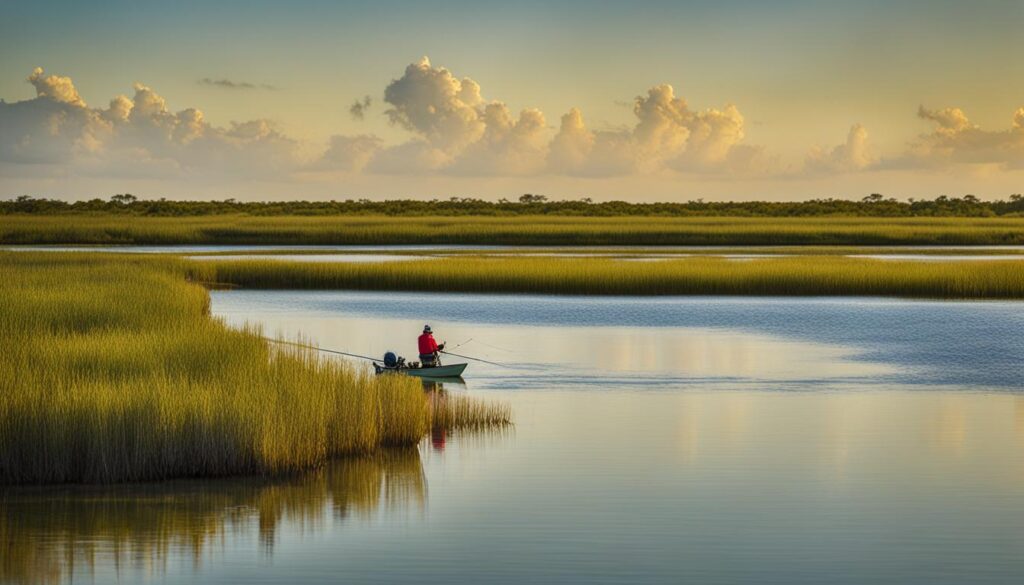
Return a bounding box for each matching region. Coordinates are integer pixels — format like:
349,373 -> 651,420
193,255 -> 1024,299
4,214 -> 1024,246
0,253 -> 508,484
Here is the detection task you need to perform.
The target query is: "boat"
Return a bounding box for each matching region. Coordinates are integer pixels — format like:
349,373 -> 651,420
374,362 -> 468,378
373,351 -> 467,378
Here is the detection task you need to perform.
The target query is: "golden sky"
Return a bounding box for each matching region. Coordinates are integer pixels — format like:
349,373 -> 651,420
2,1 -> 1023,201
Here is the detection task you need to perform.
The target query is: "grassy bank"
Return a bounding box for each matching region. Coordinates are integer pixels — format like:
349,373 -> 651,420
4,214 -> 1024,246
192,256 -> 1024,299
181,246 -> 1024,257
0,253 -> 509,484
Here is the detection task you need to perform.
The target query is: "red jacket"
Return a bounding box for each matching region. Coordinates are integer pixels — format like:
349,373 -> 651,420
418,333 -> 439,355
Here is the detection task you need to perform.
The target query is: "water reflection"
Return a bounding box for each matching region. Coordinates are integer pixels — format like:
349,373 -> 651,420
216,302 -> 907,389
187,253 -> 426,263
212,291 -> 1023,389
421,378 -> 467,453
0,449 -> 425,585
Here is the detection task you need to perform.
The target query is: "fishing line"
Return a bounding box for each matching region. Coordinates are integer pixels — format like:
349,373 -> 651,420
439,350 -> 509,368
449,337 -> 474,350
267,338 -> 517,369
467,337 -> 519,355
263,337 -> 378,362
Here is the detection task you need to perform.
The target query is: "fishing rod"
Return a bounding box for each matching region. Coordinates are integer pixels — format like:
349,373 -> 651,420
263,338 -> 378,362
266,337 -> 512,368
439,349 -> 508,368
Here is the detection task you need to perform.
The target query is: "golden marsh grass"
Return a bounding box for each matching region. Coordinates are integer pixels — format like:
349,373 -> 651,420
0,253 -> 509,484
4,214 -> 1024,246
194,255 -> 1024,299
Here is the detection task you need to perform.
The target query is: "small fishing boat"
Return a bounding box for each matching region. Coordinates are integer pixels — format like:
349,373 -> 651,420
265,339 -> 480,379
373,351 -> 468,378
375,362 -> 468,378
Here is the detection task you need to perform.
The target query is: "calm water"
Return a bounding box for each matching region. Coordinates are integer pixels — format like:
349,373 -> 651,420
6,244 -> 1024,263
188,253 -> 426,263
4,293 -> 1024,584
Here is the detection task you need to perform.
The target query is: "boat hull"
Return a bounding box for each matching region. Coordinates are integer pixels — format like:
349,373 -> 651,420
377,363 -> 468,378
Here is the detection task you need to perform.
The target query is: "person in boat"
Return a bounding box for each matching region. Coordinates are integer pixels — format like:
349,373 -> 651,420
418,325 -> 445,367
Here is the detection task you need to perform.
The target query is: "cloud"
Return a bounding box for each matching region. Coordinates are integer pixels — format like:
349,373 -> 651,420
197,78 -> 276,90
338,58 -> 760,178
547,108 -> 634,176
2,60 -> 848,189
383,56 -> 486,152
448,104 -> 548,175
349,95 -> 372,120
917,106 -> 975,135
0,67 -> 297,180
547,108 -> 595,174
805,123 -> 876,173
0,69 -> 108,164
356,56 -> 550,175
892,106 -> 1024,169
367,140 -> 451,174
27,67 -> 85,107
546,84 -> 758,176
312,134 -> 382,173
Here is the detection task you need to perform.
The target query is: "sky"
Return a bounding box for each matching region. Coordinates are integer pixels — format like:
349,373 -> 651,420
1,0 -> 1023,201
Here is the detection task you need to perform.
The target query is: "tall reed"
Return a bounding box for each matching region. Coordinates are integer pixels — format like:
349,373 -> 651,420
194,255 -> 1024,299
0,253 -> 506,484
3,214 -> 1024,246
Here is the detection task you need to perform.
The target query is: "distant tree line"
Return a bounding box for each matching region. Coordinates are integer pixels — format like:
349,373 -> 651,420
3,193 -> 1023,217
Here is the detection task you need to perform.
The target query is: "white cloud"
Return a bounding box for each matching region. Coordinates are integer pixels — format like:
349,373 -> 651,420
917,106 -> 975,135
547,107 -> 595,174
545,84 -> 757,176
448,104 -> 548,175
313,134 -> 382,173
383,56 -> 486,152
0,70 -> 108,164
896,106 -> 1024,169
369,59 -> 760,177
26,67 -> 85,107
0,67 -> 299,180
353,56 -> 551,175
806,123 -> 876,173
367,140 -> 451,174
3,60 -> 892,190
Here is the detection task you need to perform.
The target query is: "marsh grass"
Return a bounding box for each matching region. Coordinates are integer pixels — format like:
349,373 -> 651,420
0,253 -> 507,484
179,245 -> 1024,258
194,255 -> 1024,299
428,392 -> 513,430
4,214 -> 1024,246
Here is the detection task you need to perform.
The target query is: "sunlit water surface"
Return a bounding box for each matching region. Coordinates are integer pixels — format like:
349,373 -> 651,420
6,244 -> 1024,262
4,292 -> 1024,584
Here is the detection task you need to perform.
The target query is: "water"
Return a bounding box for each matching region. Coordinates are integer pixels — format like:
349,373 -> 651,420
188,253 -> 425,263
4,292 -> 1024,584
0,244 -> 490,253
852,254 -> 1024,261
5,244 -> 1024,263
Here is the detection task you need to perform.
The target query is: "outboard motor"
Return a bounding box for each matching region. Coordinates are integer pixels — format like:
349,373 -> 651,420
383,351 -> 398,368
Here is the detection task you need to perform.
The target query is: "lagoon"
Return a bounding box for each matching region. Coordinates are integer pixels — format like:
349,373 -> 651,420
4,292 -> 1024,584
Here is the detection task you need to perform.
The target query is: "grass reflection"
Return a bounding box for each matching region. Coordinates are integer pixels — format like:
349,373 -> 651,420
0,448 -> 425,585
